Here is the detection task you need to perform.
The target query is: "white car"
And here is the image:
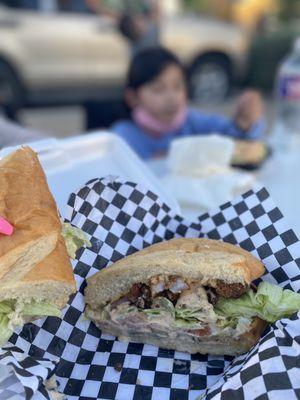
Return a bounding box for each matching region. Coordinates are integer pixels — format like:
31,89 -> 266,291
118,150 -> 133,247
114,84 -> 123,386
0,2 -> 129,115
0,1 -> 251,115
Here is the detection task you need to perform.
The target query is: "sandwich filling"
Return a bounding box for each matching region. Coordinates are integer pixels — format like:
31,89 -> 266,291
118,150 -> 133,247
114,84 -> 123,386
0,300 -> 60,346
61,223 -> 91,259
86,274 -> 300,340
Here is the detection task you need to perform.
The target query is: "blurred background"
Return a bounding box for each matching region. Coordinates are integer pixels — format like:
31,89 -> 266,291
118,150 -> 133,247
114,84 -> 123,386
0,0 -> 299,138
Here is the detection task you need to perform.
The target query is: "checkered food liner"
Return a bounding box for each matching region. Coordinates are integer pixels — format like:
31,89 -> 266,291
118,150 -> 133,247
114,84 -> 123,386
1,177 -> 300,400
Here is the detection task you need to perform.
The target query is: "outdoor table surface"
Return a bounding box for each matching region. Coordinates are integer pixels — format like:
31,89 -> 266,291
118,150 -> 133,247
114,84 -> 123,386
147,145 -> 300,238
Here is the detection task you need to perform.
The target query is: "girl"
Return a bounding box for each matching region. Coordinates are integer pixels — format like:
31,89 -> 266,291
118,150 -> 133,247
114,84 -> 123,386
113,47 -> 265,159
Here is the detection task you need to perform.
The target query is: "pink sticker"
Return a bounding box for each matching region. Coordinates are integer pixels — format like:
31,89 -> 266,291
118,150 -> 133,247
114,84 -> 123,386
0,217 -> 14,236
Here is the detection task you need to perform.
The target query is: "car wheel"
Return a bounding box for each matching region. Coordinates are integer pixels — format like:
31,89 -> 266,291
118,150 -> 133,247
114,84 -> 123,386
189,55 -> 232,104
0,60 -> 23,120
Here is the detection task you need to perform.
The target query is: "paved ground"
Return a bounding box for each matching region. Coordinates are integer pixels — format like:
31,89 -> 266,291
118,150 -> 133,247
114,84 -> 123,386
18,93 -> 275,139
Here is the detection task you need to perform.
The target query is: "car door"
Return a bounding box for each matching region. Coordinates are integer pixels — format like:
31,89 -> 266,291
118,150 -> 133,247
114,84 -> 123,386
0,2 -> 129,90
75,15 -> 129,87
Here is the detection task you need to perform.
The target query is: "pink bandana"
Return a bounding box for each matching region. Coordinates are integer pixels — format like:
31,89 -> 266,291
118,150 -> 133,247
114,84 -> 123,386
132,106 -> 187,138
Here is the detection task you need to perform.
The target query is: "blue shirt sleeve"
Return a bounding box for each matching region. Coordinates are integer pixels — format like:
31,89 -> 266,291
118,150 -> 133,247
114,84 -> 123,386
112,120 -> 153,159
187,109 -> 265,140
112,120 -> 138,149
112,121 -> 128,141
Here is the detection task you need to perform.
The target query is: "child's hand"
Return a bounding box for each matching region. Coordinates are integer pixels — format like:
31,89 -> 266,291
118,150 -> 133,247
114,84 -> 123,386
234,90 -> 264,132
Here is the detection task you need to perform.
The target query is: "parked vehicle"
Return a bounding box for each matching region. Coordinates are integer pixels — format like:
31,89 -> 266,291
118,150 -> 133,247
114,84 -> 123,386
162,15 -> 250,102
0,1 -> 251,116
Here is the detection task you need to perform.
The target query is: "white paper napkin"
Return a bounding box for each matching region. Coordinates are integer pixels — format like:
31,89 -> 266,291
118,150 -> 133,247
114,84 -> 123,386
163,134 -> 256,213
167,134 -> 235,177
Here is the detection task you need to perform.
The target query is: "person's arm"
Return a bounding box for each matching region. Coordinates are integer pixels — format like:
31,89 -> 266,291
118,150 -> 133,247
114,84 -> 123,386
189,90 -> 265,140
232,89 -> 265,139
189,109 -> 265,140
237,119 -> 266,140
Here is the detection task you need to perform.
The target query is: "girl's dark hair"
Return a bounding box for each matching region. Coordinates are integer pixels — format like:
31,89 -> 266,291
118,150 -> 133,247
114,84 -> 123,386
126,47 -> 185,89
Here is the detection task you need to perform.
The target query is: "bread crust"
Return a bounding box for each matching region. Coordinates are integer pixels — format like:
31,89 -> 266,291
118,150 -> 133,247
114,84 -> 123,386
137,238 -> 264,280
0,147 -> 62,283
85,238 -> 264,307
19,238 -> 74,285
85,238 -> 267,355
0,238 -> 76,308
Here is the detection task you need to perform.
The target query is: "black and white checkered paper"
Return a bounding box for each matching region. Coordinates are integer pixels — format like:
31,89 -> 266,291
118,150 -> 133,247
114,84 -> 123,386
0,346 -> 57,399
1,176 -> 300,400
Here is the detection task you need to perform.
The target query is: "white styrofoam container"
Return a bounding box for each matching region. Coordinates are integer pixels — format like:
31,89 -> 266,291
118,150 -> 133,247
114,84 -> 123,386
0,132 -> 181,215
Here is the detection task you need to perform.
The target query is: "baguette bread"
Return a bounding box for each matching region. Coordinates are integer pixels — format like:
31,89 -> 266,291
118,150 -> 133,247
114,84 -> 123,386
85,238 -> 266,355
0,238 -> 76,308
0,237 -> 76,347
86,238 -> 264,308
0,146 -> 82,348
0,147 -> 61,285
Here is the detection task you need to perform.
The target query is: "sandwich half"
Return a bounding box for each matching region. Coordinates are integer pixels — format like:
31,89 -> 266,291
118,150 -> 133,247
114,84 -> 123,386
0,238 -> 76,346
85,238 -> 267,355
0,147 -> 62,286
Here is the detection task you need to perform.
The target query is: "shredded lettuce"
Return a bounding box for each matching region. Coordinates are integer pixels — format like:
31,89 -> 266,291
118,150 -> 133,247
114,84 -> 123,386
0,301 -> 14,314
144,297 -> 175,317
142,297 -> 176,327
104,296 -> 221,329
173,318 -> 203,329
22,302 -> 61,318
174,308 -> 207,328
216,316 -> 237,329
176,306 -> 216,320
0,301 -> 14,346
0,300 -> 61,347
0,314 -> 13,346
215,281 -> 300,323
62,223 -> 91,259
143,297 -> 218,329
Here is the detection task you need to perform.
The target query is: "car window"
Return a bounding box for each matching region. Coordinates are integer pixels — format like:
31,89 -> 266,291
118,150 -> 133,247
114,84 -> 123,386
0,0 -> 39,10
0,0 -> 92,13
